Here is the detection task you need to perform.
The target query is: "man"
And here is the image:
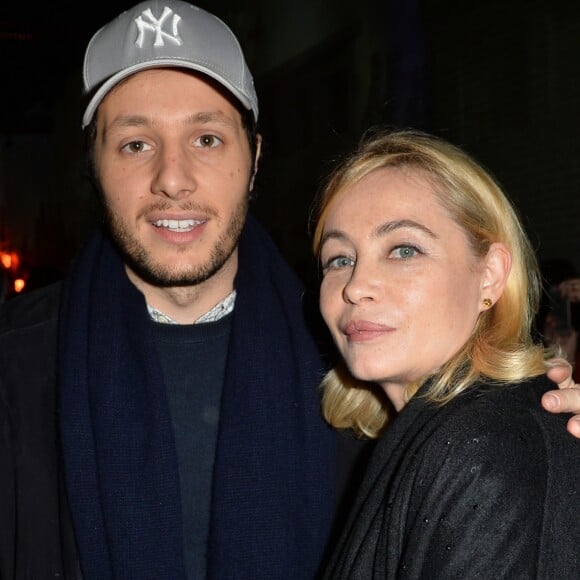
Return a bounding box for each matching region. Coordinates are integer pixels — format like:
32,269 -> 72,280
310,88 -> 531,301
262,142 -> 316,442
0,1 -> 578,578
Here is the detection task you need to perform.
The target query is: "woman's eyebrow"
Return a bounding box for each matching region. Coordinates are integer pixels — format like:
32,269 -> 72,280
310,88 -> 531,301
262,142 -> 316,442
319,218 -> 438,252
374,219 -> 437,239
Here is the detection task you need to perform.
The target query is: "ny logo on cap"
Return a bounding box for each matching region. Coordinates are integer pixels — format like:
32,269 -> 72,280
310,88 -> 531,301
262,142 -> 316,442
135,6 -> 182,48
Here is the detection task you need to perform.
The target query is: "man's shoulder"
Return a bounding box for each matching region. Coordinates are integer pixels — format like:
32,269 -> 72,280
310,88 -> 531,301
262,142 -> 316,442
0,282 -> 61,410
0,281 -> 61,336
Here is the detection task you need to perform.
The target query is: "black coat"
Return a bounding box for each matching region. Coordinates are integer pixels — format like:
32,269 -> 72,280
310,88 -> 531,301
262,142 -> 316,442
0,283 -> 82,579
0,221 -> 372,579
324,375 -> 580,579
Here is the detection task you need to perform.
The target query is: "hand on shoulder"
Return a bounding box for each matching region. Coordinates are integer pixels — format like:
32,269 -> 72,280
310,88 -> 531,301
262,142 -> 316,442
544,358 -> 580,438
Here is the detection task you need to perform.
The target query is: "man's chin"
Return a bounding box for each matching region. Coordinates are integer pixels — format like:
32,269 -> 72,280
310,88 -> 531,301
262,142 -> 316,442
131,262 -> 219,288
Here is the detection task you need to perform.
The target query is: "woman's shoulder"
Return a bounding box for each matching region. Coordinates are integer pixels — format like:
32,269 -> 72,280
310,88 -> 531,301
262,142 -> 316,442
418,374 -> 573,466
443,373 -> 554,417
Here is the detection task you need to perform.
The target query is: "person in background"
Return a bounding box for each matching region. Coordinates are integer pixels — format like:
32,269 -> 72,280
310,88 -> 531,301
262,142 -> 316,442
0,3 -> 579,579
559,277 -> 580,303
544,290 -> 579,383
539,262 -> 580,437
312,128 -> 580,578
537,260 -> 579,383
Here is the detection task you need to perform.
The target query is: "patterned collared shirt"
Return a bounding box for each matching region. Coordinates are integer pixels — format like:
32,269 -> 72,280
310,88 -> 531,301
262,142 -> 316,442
147,290 -> 236,324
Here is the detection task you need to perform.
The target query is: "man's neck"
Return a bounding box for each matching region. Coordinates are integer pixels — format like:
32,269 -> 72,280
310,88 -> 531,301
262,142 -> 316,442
125,258 -> 238,325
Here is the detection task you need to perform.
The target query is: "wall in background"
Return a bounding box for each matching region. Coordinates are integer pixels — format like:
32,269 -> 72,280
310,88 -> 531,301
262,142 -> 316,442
0,0 -> 578,286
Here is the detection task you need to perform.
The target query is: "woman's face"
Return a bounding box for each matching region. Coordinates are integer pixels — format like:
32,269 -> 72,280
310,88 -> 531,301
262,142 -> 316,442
318,166 -> 487,409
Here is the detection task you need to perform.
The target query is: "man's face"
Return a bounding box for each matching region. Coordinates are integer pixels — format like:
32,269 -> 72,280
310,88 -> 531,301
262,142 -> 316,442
93,68 -> 257,288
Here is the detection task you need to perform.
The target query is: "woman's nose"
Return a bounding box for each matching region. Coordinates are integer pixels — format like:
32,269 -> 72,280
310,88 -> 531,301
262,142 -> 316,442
342,263 -> 383,305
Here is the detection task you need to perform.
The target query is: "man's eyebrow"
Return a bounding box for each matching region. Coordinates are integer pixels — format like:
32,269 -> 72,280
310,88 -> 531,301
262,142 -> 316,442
104,111 -> 238,134
184,111 -> 238,128
107,115 -> 151,130
100,115 -> 144,141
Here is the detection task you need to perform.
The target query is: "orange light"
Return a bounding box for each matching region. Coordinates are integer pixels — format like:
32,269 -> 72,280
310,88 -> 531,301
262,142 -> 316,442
13,278 -> 26,293
0,252 -> 11,269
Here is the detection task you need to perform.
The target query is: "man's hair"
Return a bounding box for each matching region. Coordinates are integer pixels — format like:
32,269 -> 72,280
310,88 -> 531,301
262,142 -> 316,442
311,127 -> 551,439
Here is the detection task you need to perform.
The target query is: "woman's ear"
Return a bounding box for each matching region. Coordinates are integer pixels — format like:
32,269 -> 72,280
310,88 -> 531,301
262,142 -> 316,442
479,242 -> 512,311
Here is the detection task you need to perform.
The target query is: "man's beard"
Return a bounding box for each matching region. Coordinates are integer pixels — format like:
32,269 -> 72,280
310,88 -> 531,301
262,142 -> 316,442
102,195 -> 249,288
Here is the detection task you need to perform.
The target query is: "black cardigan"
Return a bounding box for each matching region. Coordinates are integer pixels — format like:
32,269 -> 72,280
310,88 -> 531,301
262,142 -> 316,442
324,375 -> 580,579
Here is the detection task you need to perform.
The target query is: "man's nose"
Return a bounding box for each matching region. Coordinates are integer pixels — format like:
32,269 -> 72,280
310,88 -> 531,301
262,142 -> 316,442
151,145 -> 197,200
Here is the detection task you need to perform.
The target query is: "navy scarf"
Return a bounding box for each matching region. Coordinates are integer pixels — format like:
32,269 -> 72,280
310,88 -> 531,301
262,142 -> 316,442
58,214 -> 336,579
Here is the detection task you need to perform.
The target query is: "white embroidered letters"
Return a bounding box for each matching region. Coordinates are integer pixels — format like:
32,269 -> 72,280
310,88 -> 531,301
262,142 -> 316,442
135,7 -> 182,48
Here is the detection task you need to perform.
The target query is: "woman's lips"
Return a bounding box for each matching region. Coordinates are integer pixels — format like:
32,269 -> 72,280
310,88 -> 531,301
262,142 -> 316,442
343,320 -> 394,342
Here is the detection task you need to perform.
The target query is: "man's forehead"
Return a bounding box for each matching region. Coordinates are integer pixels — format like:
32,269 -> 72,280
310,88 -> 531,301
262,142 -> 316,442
99,69 -> 243,118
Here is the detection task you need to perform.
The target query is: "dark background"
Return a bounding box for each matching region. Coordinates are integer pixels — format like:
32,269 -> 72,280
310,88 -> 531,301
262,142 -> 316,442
1,0 -> 579,294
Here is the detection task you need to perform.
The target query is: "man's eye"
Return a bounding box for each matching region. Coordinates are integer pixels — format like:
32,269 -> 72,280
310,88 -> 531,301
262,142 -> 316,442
391,245 -> 420,260
121,141 -> 151,154
194,134 -> 223,148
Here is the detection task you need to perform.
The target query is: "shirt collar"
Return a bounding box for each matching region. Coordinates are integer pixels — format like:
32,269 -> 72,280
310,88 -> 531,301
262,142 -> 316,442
147,290 -> 236,324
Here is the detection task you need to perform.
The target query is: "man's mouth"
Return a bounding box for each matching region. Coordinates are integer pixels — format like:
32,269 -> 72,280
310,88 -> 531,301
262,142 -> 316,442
152,219 -> 205,233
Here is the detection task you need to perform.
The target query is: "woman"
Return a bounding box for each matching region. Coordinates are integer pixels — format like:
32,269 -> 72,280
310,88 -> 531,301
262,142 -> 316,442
312,128 -> 580,578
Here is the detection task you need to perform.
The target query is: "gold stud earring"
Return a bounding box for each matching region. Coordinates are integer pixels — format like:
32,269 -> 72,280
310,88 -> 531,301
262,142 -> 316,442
482,298 -> 492,308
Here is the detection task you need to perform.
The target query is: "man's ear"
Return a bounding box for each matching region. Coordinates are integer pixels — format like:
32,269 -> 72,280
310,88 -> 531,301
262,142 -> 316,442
249,134 -> 262,191
479,242 -> 512,311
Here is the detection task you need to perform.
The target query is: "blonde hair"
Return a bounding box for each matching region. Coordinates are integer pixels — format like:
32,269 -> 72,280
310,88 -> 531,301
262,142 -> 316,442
312,128 -> 553,439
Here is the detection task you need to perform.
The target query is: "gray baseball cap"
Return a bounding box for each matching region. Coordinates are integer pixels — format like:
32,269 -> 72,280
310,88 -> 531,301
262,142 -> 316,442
82,0 -> 258,128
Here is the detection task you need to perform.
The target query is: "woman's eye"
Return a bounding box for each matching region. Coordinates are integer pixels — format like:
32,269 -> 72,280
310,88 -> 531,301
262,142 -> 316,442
121,140 -> 151,154
323,256 -> 355,271
391,245 -> 420,260
194,134 -> 223,148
